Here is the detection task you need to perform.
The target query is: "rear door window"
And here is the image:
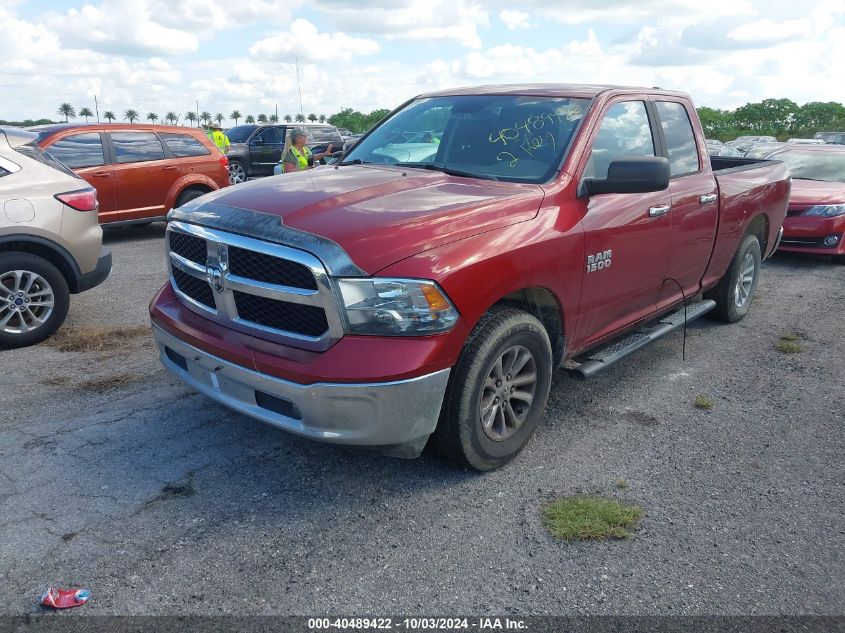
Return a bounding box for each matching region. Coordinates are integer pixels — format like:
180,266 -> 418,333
161,133 -> 211,157
45,133 -> 105,169
587,101 -> 655,179
110,131 -> 166,164
655,101 -> 700,177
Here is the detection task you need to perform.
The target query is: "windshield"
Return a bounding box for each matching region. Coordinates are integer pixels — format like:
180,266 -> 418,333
774,150 -> 845,183
226,125 -> 255,143
343,95 -> 591,183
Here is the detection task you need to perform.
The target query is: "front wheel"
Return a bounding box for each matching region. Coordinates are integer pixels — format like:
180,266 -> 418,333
0,253 -> 70,350
228,160 -> 247,185
433,306 -> 553,471
705,233 -> 761,323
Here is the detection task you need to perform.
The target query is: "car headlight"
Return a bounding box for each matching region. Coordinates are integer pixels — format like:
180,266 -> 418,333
337,278 -> 459,336
803,204 -> 845,217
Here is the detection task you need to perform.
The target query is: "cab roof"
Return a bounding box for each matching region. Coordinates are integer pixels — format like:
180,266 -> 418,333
417,83 -> 689,100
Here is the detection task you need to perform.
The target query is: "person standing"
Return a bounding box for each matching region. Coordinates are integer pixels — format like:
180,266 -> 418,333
210,122 -> 230,154
283,127 -> 333,173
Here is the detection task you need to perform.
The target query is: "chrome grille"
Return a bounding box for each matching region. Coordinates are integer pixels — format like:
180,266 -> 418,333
166,221 -> 344,351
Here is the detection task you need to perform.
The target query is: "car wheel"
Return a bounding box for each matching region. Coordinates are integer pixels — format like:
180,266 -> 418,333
175,188 -> 207,208
433,306 -> 552,471
0,253 -> 70,350
704,233 -> 761,323
228,161 -> 247,185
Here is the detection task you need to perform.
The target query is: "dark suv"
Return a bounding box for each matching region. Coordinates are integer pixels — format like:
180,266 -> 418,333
225,123 -> 344,183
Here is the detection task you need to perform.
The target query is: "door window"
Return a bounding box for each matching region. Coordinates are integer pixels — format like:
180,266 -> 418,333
587,101 -> 655,179
46,133 -> 105,169
254,128 -> 280,144
160,133 -> 211,157
655,101 -> 700,176
110,132 -> 166,164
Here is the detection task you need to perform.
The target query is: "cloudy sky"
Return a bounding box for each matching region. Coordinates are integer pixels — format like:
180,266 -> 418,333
2,0 -> 844,123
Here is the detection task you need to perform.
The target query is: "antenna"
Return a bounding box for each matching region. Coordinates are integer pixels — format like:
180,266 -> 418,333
94,95 -> 100,122
295,58 -> 304,118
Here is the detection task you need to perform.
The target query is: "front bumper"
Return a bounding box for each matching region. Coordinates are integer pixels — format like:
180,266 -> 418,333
75,247 -> 112,293
152,324 -> 451,457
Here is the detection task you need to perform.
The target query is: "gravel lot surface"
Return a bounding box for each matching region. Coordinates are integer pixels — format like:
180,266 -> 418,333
1,223 -> 843,616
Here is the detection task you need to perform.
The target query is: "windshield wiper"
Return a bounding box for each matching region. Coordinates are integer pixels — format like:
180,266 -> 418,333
338,158 -> 372,166
397,162 -> 499,181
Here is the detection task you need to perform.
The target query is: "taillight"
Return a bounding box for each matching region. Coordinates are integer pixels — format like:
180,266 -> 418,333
219,155 -> 228,168
55,187 -> 98,211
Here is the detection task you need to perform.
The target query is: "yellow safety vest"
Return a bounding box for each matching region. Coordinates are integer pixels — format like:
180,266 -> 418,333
211,130 -> 229,152
290,146 -> 312,170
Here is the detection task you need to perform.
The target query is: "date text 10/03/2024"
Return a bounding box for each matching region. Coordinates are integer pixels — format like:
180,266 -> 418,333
307,617 -> 528,630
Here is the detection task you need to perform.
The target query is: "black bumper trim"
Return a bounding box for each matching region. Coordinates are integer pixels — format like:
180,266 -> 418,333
75,247 -> 112,293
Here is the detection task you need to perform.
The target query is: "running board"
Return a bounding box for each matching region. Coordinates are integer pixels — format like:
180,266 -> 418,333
567,300 -> 716,380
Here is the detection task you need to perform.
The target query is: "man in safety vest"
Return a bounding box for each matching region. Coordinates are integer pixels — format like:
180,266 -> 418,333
282,127 -> 333,173
210,122 -> 230,154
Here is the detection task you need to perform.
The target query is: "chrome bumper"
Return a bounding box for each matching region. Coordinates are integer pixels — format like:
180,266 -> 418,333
152,325 -> 450,457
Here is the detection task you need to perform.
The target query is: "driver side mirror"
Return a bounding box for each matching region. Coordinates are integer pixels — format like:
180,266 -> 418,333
579,156 -> 670,197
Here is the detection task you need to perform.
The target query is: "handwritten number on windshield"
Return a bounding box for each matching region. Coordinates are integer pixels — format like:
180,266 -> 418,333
491,113 -> 558,167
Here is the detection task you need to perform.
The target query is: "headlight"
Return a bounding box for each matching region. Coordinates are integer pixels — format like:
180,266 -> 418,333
803,204 -> 845,217
337,278 -> 459,336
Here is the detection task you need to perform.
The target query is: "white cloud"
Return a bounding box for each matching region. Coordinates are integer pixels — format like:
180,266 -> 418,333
250,18 -> 380,61
727,18 -> 810,43
499,9 -> 532,30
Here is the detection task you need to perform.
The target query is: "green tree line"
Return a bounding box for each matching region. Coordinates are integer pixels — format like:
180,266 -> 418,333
697,99 -> 845,141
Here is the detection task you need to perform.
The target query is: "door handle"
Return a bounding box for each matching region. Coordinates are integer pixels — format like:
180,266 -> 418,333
162,165 -> 178,171
648,204 -> 671,217
699,193 -> 717,204
92,171 -> 110,177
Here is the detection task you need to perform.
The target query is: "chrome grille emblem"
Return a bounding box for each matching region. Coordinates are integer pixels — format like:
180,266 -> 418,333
205,265 -> 225,293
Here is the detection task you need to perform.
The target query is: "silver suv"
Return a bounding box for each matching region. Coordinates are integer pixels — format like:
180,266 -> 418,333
0,128 -> 111,349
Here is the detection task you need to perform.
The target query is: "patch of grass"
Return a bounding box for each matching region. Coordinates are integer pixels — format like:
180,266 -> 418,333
615,479 -> 630,490
46,325 -> 149,353
775,337 -> 802,354
541,496 -> 643,541
694,394 -> 715,410
780,332 -> 799,342
78,372 -> 140,393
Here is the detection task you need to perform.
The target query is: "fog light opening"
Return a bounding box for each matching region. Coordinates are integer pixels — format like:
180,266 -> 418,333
823,234 -> 840,247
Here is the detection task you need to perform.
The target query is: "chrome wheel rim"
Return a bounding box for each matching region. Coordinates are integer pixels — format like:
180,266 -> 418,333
734,252 -> 756,308
0,270 -> 55,335
229,163 -> 246,184
479,345 -> 537,442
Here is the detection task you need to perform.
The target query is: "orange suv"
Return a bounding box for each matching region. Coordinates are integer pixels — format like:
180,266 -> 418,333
31,124 -> 230,226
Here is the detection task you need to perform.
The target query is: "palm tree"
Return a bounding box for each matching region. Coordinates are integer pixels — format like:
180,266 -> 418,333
295,113 -> 306,123
200,111 -> 212,126
257,114 -> 268,123
185,112 -> 197,126
215,113 -> 224,125
57,103 -> 75,122
230,110 -> 242,125
318,114 -> 326,123
124,109 -> 139,123
103,111 -> 116,123
245,115 -> 255,124
307,113 -> 317,122
269,114 -> 279,123
79,107 -> 94,122
284,114 -> 292,123
165,111 -> 178,125
146,112 -> 159,123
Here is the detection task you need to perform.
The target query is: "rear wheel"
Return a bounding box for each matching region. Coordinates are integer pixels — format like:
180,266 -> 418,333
705,233 -> 761,323
175,188 -> 207,207
228,160 -> 246,185
0,253 -> 70,350
433,306 -> 552,471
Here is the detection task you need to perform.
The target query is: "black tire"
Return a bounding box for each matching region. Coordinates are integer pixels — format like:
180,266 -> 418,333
175,188 -> 207,208
433,306 -> 553,471
228,160 -> 247,185
704,233 -> 762,323
0,252 -> 70,350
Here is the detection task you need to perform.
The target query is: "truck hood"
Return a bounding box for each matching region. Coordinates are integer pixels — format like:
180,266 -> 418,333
186,165 -> 544,273
788,179 -> 845,209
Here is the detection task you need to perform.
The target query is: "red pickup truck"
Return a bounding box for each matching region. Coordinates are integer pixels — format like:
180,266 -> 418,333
150,84 -> 789,471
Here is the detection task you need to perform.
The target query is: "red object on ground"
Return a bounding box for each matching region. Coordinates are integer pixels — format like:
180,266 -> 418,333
40,586 -> 91,609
